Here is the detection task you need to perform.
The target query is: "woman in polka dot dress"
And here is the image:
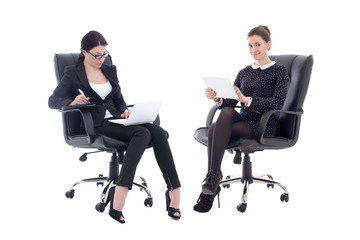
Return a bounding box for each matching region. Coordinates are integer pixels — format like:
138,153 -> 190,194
194,25 -> 289,213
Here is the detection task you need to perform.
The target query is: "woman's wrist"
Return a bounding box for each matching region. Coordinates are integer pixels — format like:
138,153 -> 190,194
214,98 -> 223,106
244,97 -> 252,107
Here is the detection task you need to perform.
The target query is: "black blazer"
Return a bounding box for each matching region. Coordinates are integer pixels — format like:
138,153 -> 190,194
48,63 -> 128,127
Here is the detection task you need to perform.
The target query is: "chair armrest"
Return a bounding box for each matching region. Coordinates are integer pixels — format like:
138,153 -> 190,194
59,103 -> 160,145
61,103 -> 97,111
257,109 -> 304,145
203,103 -> 304,147
60,104 -> 96,144
205,104 -> 219,127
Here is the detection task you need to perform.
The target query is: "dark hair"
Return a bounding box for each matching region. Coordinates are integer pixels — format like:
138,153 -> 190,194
247,25 -> 271,43
77,30 -> 108,64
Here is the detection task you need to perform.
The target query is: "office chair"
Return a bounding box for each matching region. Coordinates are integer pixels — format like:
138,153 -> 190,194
53,53 -> 158,212
194,55 -> 313,212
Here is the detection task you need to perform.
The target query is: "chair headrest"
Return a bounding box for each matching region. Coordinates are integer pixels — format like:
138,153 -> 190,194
53,53 -> 112,84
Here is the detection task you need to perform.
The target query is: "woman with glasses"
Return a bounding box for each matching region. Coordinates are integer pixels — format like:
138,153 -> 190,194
49,31 -> 181,223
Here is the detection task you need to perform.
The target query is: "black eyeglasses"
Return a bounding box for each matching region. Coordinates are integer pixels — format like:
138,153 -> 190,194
86,50 -> 109,60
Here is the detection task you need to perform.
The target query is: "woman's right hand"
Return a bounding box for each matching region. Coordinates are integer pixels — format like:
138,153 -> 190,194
121,109 -> 131,119
205,88 -> 220,102
69,94 -> 90,106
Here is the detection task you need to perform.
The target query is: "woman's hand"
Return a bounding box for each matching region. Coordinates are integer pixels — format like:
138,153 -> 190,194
121,109 -> 131,119
69,94 -> 90,106
205,88 -> 220,102
234,86 -> 250,104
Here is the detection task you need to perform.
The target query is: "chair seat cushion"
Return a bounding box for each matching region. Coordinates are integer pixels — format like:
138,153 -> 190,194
71,134 -> 129,150
72,131 -> 169,151
194,127 -> 292,152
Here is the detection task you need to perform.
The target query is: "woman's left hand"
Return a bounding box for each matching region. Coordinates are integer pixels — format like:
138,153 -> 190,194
234,86 -> 250,104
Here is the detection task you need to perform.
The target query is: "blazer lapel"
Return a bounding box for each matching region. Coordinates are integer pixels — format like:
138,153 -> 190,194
102,64 -> 119,100
76,64 -> 103,101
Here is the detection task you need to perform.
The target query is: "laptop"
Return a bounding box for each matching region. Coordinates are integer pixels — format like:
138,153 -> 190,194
202,77 -> 238,99
108,101 -> 162,126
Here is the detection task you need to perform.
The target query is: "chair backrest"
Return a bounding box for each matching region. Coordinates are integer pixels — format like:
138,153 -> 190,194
53,53 -> 113,138
269,55 -> 313,139
54,53 -> 112,84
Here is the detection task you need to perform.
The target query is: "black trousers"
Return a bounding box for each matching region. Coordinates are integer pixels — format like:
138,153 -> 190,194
95,120 -> 181,190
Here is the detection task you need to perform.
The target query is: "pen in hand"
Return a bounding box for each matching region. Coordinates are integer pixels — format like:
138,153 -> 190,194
78,89 -> 90,104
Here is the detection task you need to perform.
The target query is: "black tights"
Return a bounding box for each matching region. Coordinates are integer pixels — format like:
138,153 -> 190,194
207,107 -> 254,172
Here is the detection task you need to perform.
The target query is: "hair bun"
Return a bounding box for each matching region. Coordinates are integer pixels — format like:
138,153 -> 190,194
259,25 -> 271,36
247,25 -> 271,43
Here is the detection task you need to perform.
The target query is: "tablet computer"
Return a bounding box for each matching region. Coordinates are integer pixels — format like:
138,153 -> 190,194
202,77 -> 238,99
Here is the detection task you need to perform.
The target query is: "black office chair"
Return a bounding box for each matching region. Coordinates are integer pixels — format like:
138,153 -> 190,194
194,55 -> 313,212
53,53 -> 158,212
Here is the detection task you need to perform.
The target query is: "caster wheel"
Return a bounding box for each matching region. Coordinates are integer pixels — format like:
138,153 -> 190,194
65,189 -> 74,199
280,193 -> 289,202
267,184 -> 274,188
144,197 -> 153,207
97,175 -> 104,187
95,202 -> 106,212
237,203 -> 247,213
223,176 -> 231,189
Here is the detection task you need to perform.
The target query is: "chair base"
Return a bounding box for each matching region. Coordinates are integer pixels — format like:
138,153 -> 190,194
65,175 -> 153,212
219,152 -> 289,213
64,151 -> 153,212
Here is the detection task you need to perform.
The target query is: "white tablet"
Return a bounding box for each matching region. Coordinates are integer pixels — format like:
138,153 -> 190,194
202,77 -> 238,99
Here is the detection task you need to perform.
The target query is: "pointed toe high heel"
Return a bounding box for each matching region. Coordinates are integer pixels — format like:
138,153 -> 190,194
165,190 -> 181,220
108,186 -> 125,224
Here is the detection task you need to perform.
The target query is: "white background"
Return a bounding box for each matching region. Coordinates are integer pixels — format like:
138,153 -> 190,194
1,0 -> 359,239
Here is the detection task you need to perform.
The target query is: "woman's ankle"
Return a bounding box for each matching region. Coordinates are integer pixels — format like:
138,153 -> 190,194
169,188 -> 181,209
113,186 -> 128,212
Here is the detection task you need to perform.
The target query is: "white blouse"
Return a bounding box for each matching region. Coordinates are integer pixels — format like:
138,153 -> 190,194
90,81 -> 114,119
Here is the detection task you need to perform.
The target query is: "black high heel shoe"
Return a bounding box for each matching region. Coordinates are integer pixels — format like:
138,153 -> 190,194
193,186 -> 221,213
202,170 -> 223,195
108,186 -> 125,224
165,190 -> 181,220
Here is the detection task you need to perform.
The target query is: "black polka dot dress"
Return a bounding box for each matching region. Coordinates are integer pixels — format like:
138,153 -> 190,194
220,62 -> 289,137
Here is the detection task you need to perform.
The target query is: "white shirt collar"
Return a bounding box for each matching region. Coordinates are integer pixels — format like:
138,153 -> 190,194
251,61 -> 276,70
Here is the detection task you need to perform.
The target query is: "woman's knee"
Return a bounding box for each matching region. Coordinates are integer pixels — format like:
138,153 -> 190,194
133,127 -> 151,143
147,124 -> 167,139
219,107 -> 235,117
217,107 -> 238,124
